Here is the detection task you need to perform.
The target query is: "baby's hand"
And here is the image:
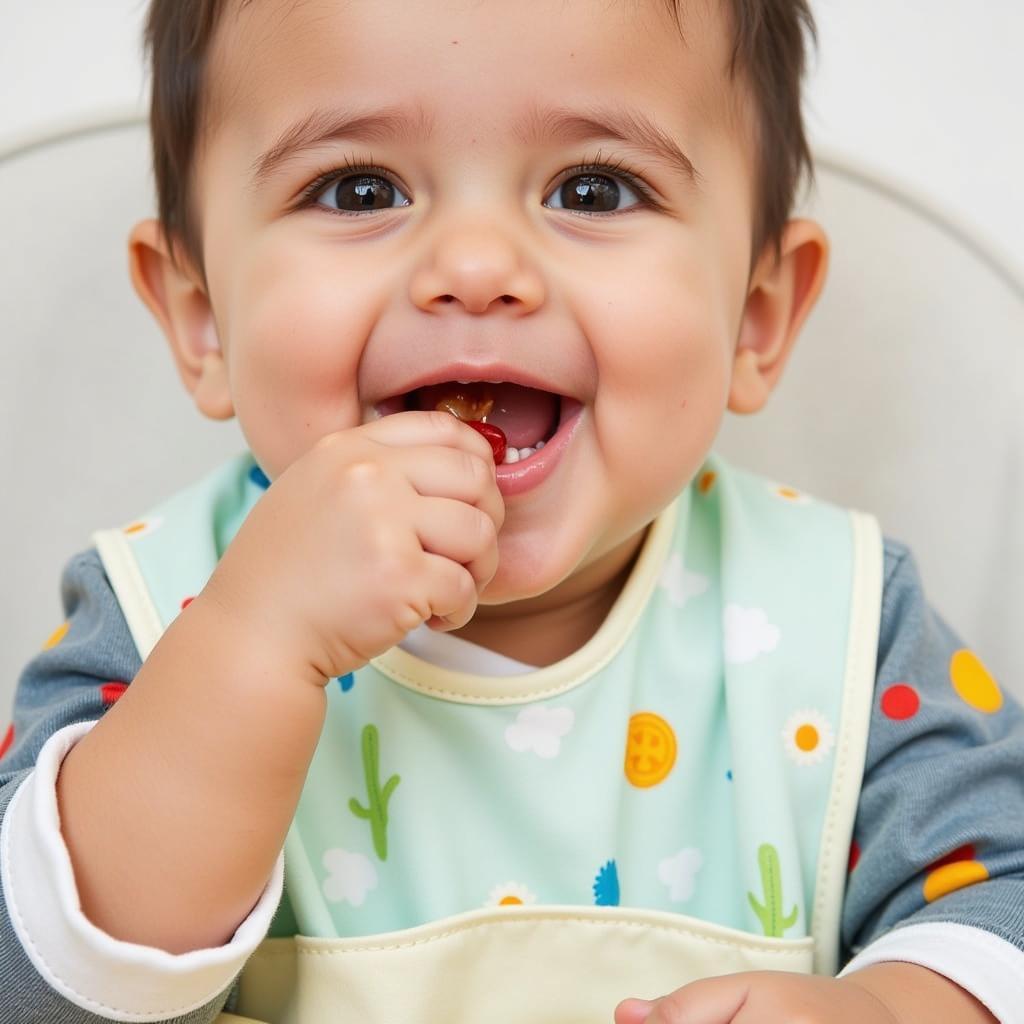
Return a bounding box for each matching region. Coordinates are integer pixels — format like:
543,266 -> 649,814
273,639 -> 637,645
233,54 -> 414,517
202,411 -> 504,683
614,971 -> 902,1024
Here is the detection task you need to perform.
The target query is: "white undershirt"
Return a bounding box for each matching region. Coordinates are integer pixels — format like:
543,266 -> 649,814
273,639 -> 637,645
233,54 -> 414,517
2,628 -> 1020,1021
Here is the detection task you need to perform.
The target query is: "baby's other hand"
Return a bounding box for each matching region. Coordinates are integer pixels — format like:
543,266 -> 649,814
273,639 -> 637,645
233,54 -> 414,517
201,411 -> 504,684
614,970 -> 902,1024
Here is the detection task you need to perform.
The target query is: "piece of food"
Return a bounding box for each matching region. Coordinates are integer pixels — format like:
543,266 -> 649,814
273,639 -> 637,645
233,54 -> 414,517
466,420 -> 507,464
435,388 -> 507,463
434,389 -> 495,422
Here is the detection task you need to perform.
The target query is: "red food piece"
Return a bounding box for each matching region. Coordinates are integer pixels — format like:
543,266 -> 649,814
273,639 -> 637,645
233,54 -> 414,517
468,420 -> 507,464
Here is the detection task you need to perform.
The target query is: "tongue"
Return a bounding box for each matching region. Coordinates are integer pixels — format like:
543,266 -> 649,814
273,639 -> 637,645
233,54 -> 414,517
416,382 -> 558,448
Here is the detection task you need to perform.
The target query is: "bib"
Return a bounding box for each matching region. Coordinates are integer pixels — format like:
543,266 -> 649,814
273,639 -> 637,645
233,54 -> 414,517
94,453 -> 883,1023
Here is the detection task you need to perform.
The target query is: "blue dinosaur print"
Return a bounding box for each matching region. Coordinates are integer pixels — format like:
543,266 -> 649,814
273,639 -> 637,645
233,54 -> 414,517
593,860 -> 620,906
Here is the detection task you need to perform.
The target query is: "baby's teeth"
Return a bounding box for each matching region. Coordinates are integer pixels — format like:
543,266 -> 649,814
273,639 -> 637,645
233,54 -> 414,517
502,443 -> 546,465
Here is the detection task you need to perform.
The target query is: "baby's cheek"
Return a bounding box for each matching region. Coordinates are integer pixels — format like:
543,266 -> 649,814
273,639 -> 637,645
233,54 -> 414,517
619,342 -> 730,498
226,299 -> 365,475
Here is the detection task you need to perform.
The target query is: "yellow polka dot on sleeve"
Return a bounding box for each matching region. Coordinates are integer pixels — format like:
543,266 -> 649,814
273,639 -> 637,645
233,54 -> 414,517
923,859 -> 990,903
950,650 -> 1003,714
43,622 -> 69,650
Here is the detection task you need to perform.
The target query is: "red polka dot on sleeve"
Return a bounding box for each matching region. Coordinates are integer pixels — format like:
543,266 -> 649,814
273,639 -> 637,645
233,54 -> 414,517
100,682 -> 129,705
881,683 -> 920,720
929,844 -> 976,871
848,839 -> 861,873
0,723 -> 14,760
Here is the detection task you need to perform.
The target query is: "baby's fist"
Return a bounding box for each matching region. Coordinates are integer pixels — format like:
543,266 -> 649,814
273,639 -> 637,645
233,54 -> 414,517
614,971 -> 900,1024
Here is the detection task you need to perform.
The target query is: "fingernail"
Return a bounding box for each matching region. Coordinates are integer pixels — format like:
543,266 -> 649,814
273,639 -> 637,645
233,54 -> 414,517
617,998 -> 656,1023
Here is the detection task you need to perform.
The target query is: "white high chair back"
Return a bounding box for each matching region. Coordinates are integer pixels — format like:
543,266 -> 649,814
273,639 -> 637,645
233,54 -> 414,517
1,113 -> 1022,720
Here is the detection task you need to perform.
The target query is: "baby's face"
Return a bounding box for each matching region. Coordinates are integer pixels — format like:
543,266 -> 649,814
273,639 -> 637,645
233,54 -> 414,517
195,0 -> 758,604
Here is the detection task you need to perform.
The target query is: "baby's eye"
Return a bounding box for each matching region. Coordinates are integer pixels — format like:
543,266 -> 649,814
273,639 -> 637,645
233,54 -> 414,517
312,173 -> 411,214
544,171 -> 645,215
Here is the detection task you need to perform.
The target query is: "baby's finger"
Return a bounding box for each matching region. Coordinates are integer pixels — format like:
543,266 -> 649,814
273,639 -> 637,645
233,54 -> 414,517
416,497 -> 500,592
419,552 -> 479,630
399,446 -> 504,534
362,409 -> 496,463
642,974 -> 750,1024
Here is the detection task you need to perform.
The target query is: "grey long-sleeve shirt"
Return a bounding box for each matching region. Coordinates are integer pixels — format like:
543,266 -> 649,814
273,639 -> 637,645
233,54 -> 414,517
1,540 -> 1023,1023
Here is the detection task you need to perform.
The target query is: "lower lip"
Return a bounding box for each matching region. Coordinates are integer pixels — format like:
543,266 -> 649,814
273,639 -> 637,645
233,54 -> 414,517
495,400 -> 583,497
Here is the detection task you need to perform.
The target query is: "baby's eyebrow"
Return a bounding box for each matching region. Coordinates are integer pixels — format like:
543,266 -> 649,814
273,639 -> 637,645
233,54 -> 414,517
248,104 -> 435,192
248,102 -> 700,192
515,104 -> 701,189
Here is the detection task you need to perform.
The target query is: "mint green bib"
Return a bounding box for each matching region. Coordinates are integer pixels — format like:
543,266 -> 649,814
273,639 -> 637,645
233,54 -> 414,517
94,452 -> 882,982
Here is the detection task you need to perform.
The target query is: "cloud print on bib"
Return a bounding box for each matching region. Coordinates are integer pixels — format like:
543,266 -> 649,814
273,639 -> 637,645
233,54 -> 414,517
659,552 -> 710,608
723,605 -> 780,664
658,848 -> 704,902
505,705 -> 575,759
322,848 -> 378,906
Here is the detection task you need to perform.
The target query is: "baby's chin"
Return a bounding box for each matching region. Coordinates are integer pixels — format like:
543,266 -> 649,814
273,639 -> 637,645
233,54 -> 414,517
472,562 -> 574,614
474,569 -> 565,609
476,536 -> 608,612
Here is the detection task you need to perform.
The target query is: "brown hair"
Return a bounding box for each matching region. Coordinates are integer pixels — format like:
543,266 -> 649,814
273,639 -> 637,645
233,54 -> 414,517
143,0 -> 816,281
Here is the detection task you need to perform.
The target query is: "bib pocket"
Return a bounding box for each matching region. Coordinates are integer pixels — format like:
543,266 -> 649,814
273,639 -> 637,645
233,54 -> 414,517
233,905 -> 814,1024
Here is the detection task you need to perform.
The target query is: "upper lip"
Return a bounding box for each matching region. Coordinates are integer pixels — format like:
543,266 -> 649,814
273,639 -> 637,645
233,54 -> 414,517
379,361 -> 575,402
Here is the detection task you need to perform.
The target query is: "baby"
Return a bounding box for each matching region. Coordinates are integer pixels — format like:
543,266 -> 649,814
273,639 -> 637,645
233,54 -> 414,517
0,1 -> 1021,1022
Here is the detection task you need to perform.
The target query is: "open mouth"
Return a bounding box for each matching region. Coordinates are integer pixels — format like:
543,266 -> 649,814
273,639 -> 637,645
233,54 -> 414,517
382,381 -> 570,465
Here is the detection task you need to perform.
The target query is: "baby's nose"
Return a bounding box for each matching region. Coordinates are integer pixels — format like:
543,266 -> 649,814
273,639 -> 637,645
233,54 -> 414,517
409,224 -> 544,315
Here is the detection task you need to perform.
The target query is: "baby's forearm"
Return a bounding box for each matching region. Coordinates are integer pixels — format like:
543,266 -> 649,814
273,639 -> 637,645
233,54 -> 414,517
840,962 -> 997,1023
55,595 -> 327,954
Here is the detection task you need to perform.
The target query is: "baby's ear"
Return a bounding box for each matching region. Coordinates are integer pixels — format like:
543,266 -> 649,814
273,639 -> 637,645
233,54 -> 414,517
128,219 -> 234,421
728,218 -> 829,415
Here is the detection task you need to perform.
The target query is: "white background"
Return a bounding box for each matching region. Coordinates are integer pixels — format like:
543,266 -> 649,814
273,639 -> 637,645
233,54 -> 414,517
2,0 -> 1023,274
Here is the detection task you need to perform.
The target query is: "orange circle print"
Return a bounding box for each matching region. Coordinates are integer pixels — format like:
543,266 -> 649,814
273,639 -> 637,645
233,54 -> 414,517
625,712 -> 678,788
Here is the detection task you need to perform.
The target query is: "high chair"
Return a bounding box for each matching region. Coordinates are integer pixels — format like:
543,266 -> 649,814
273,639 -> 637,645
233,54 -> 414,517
0,110 -> 1022,1024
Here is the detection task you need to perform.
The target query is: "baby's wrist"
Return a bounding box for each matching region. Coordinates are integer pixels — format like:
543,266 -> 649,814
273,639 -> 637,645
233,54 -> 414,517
187,585 -> 330,691
839,963 -> 994,1023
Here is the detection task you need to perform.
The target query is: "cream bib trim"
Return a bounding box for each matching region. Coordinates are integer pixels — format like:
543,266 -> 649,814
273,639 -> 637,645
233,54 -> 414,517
264,902 -> 813,958
95,498 -> 679,708
809,510 -> 884,974
93,528 -> 165,662
369,500 -> 680,705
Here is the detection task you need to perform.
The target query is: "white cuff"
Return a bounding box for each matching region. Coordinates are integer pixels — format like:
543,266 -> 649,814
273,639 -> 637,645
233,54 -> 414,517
840,920 -> 1024,1024
0,720 -> 284,1022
